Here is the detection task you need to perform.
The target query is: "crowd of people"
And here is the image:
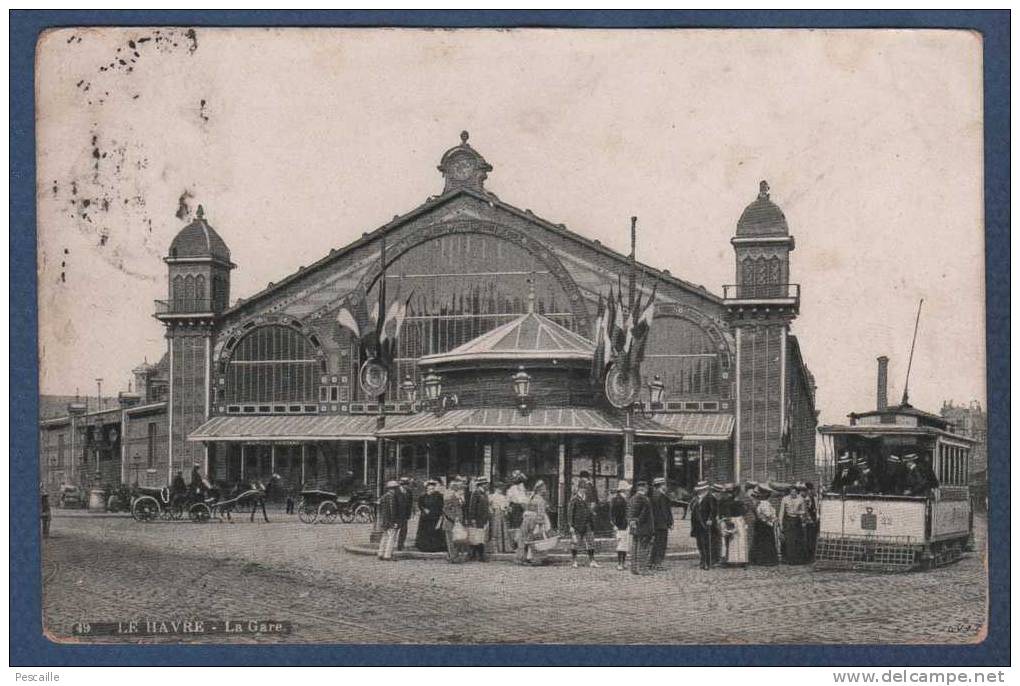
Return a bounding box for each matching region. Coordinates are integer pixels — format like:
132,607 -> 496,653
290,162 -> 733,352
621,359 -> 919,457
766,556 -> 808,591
829,451 -> 940,496
373,470 -> 824,572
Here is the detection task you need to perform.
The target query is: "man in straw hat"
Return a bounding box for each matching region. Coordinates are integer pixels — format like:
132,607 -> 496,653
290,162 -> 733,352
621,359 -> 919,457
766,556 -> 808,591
395,476 -> 414,552
627,481 -> 654,575
610,480 -> 631,570
377,480 -> 401,561
567,479 -> 599,568
466,476 -> 491,561
900,453 -> 939,497
649,477 -> 674,570
689,480 -> 717,570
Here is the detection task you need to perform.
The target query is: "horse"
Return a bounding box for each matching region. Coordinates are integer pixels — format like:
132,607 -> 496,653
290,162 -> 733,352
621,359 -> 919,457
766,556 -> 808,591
216,474 -> 281,523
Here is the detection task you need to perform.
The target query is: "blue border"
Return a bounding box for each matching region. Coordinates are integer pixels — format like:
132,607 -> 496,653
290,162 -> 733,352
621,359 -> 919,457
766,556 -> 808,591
10,10 -> 1009,666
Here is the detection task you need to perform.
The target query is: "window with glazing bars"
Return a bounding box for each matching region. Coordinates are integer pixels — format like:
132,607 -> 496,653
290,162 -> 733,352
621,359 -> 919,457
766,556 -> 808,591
226,325 -> 319,403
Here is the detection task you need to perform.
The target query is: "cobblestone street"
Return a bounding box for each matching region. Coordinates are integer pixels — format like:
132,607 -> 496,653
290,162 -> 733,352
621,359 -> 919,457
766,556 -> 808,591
42,510 -> 987,645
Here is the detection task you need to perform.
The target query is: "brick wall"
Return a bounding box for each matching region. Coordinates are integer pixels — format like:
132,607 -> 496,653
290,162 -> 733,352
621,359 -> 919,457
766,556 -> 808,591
39,422 -> 74,494
736,324 -> 785,483
170,333 -> 209,481
785,335 -> 818,484
123,407 -> 169,488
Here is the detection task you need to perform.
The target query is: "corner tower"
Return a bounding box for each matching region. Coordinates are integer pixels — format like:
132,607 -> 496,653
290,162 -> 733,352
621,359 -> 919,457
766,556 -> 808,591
725,181 -> 799,483
156,205 -> 234,481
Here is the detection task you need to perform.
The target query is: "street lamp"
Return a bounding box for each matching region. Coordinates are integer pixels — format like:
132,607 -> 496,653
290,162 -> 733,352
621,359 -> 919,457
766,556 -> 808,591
511,366 -> 532,414
647,374 -> 666,410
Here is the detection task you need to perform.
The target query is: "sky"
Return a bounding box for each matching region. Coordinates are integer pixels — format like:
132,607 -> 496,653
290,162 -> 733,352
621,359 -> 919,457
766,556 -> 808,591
35,28 -> 985,425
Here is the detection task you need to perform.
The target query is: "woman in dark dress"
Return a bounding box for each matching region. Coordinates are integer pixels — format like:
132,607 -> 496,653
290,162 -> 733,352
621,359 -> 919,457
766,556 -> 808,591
748,485 -> 779,565
414,480 -> 447,552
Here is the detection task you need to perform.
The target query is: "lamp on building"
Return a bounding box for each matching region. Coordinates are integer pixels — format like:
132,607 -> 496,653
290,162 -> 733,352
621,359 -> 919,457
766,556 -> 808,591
511,366 -> 532,414
423,369 -> 457,414
647,374 -> 666,410
423,369 -> 442,403
400,373 -> 418,411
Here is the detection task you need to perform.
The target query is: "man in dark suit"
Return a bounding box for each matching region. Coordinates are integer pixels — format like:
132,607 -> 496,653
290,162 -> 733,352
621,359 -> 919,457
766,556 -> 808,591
649,477 -> 674,569
901,454 -> 938,496
395,476 -> 414,551
690,480 -> 717,570
627,481 -> 654,575
465,477 -> 491,561
567,484 -> 598,568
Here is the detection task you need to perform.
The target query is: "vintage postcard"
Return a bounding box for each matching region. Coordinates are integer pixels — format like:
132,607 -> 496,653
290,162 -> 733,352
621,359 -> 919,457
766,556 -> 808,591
35,27 -> 987,646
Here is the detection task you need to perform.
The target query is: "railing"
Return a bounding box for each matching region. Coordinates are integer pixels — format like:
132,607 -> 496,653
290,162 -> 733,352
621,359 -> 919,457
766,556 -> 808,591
722,283 -> 800,300
154,298 -> 215,315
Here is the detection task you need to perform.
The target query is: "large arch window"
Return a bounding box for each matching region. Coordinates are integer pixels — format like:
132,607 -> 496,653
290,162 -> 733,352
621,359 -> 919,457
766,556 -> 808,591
363,232 -> 580,398
225,325 -> 320,404
640,316 -> 722,399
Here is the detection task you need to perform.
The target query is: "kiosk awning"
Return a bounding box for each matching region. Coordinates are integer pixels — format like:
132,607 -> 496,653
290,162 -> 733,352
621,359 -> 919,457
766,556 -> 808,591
377,407 -> 677,438
650,413 -> 734,441
188,415 -> 378,442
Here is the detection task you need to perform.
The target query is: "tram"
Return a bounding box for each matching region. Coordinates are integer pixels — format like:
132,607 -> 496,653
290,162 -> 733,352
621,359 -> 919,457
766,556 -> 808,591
817,401 -> 975,572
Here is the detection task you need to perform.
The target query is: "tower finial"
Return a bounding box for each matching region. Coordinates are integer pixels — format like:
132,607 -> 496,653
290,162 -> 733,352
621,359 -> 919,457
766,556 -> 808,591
196,204 -> 205,220
758,180 -> 770,200
460,130 -> 469,144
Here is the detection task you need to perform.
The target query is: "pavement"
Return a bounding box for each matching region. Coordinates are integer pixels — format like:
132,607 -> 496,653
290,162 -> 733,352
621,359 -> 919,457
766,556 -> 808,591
41,509 -> 988,645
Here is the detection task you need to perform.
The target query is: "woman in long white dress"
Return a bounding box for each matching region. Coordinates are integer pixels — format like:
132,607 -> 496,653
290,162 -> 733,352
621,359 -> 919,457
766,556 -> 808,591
719,485 -> 749,566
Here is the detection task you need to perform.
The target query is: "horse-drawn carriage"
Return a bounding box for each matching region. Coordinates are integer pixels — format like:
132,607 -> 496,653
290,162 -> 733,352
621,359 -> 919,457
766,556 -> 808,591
298,487 -> 375,524
57,483 -> 87,509
187,475 -> 282,523
130,485 -> 198,521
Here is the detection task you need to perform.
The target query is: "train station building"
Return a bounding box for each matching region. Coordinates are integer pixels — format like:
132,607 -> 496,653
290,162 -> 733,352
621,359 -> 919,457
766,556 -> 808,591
40,132 -> 819,516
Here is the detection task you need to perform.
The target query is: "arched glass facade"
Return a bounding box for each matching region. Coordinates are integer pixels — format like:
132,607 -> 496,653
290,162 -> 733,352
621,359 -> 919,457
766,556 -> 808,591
224,325 -> 321,404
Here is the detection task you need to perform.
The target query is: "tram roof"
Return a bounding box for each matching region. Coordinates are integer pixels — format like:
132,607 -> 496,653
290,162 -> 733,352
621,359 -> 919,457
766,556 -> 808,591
818,423 -> 977,443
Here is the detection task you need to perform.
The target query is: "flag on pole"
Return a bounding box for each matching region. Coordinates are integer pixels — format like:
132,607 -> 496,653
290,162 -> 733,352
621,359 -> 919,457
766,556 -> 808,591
336,303 -> 361,340
590,294 -> 607,384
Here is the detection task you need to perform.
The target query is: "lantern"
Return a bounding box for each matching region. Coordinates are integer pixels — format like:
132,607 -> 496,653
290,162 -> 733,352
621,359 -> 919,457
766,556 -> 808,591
648,374 -> 666,409
511,366 -> 532,412
400,373 -> 418,406
423,369 -> 442,403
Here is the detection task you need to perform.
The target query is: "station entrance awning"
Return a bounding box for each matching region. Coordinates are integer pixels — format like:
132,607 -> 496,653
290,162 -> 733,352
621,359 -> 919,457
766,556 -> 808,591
650,413 -> 734,441
377,407 -> 678,439
188,415 -> 378,442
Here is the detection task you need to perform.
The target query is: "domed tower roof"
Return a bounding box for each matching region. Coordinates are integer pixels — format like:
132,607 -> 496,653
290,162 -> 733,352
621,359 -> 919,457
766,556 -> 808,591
168,205 -> 231,262
437,130 -> 493,194
736,181 -> 789,238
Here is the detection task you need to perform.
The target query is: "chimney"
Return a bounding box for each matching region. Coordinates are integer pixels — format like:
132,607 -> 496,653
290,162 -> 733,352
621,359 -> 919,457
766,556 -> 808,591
876,356 -> 889,411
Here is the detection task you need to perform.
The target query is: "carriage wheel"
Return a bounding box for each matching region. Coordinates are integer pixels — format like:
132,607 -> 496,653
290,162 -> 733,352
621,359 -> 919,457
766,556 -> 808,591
298,500 -> 318,524
189,503 -> 212,523
319,501 -> 339,524
339,505 -> 356,524
131,496 -> 160,522
168,499 -> 186,521
353,503 -> 374,523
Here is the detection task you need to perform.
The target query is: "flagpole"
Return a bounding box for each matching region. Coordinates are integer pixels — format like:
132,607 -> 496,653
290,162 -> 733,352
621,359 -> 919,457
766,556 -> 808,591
628,217 -> 637,315
623,217 -> 637,481
372,235 -> 387,542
